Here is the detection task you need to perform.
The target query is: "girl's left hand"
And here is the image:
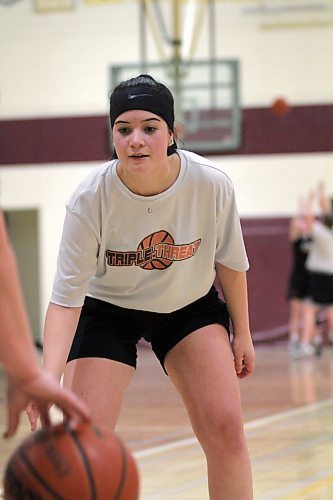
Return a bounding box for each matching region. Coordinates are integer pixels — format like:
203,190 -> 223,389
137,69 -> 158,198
232,334 -> 255,379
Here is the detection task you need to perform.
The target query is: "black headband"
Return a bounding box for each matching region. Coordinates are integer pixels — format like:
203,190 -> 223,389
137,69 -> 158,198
110,85 -> 175,131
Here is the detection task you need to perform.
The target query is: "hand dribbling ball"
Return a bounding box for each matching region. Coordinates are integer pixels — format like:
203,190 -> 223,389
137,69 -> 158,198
4,422 -> 139,499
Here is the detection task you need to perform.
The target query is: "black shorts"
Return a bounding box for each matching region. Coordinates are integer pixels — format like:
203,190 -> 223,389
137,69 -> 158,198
307,272 -> 333,306
287,270 -> 310,300
67,286 -> 230,372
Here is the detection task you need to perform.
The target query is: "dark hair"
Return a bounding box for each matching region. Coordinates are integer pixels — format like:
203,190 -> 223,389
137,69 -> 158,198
323,198 -> 333,229
110,74 -> 177,159
323,214 -> 333,229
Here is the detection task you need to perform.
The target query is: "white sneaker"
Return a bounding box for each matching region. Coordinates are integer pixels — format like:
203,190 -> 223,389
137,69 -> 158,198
292,343 -> 315,359
313,338 -> 323,356
288,336 -> 300,353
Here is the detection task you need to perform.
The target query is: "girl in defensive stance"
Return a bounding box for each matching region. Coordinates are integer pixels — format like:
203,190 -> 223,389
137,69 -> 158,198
28,75 -> 255,499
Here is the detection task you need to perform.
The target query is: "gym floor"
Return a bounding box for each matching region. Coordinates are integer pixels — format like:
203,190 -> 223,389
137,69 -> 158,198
1,342 -> 333,499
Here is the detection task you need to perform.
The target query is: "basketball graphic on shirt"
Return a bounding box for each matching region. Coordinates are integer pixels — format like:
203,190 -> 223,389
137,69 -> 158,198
137,230 -> 174,270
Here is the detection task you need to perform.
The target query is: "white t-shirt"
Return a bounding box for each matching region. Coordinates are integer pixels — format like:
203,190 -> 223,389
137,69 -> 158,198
51,150 -> 249,312
306,221 -> 333,275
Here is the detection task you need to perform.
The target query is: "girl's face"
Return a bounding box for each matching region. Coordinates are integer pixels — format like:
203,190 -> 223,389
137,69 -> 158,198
112,110 -> 173,173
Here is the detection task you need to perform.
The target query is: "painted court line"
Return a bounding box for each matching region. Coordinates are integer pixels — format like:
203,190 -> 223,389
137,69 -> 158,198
259,467 -> 333,500
135,399 -> 333,498
134,398 -> 333,459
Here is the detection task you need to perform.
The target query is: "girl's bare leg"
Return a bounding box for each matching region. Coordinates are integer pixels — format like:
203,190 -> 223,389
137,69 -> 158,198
165,326 -> 253,500
64,358 -> 135,429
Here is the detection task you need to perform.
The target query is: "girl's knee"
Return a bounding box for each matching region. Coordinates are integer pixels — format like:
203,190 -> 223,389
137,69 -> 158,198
193,408 -> 246,453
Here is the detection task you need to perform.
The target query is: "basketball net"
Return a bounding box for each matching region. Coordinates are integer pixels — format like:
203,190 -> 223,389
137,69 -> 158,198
142,0 -> 208,64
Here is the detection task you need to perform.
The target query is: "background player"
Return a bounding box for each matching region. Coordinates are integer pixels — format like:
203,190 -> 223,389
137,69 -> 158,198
286,196 -> 312,354
294,184 -> 333,357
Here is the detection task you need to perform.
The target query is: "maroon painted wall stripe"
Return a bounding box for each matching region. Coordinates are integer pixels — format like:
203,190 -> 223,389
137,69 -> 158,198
242,218 -> 291,338
0,116 -> 110,165
236,104 -> 333,156
1,104 -> 332,165
214,217 -> 290,341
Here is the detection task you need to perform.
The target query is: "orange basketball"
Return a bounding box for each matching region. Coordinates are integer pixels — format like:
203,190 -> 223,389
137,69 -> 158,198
271,97 -> 290,116
4,422 -> 139,500
137,230 -> 174,270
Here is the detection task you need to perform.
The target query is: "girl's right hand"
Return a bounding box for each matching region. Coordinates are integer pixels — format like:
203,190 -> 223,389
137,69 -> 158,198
4,369 -> 90,438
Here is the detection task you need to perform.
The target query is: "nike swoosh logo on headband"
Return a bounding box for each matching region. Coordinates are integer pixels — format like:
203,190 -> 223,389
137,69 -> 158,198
127,93 -> 154,99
